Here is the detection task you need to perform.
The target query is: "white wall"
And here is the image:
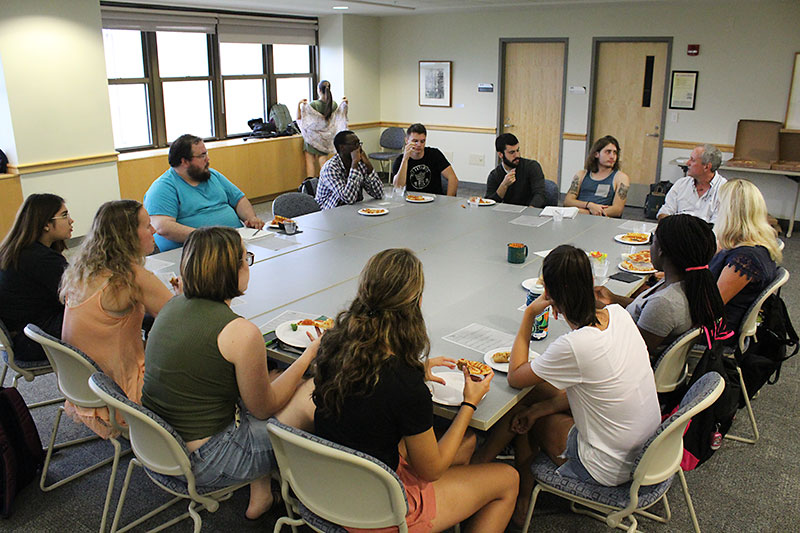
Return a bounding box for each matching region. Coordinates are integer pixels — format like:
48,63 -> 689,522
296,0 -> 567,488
375,0 -> 800,218
0,0 -> 120,235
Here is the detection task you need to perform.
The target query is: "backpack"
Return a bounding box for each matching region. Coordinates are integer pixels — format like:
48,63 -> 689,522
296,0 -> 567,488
643,180 -> 673,219
298,177 -> 318,196
735,291 -> 798,405
668,326 -> 741,471
269,104 -> 293,133
0,387 -> 45,518
0,149 -> 8,174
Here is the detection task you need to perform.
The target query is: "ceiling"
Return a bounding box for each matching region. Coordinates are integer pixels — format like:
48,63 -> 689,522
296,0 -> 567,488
118,0 -> 665,18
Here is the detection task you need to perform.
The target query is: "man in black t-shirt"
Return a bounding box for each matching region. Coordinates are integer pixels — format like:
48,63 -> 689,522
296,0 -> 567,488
485,133 -> 548,207
392,123 -> 459,196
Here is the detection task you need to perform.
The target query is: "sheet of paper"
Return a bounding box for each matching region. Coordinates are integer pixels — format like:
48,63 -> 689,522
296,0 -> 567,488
509,215 -> 551,228
258,310 -> 317,333
237,227 -> 268,241
492,204 -> 526,213
443,323 -> 515,353
144,256 -> 174,273
618,220 -> 656,232
540,206 -> 578,219
251,235 -> 295,251
534,249 -> 552,258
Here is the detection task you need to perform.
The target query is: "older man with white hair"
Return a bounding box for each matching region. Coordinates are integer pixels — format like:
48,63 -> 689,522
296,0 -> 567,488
658,144 -> 727,223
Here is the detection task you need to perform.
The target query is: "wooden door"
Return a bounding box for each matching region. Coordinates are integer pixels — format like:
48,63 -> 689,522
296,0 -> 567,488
501,41 -> 566,184
592,41 -> 669,205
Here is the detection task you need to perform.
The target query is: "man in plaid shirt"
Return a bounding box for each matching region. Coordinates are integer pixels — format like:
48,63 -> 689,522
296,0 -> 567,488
315,130 -> 384,210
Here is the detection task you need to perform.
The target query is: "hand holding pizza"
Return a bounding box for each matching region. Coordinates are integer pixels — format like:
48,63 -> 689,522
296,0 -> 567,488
425,356 -> 457,385
462,366 -> 494,406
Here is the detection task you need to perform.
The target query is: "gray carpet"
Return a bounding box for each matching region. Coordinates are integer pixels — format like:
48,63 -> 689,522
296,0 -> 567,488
3,187 -> 799,532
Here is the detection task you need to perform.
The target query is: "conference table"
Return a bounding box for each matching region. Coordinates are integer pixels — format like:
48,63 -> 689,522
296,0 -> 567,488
144,191 -> 652,431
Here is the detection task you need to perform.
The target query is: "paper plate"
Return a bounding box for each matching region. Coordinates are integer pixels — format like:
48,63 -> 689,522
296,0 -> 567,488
483,347 -> 539,373
275,320 -> 316,348
406,195 -> 434,203
614,233 -> 650,245
617,262 -> 657,275
358,208 -> 389,216
426,369 -> 465,406
521,278 -> 545,294
468,197 -> 496,206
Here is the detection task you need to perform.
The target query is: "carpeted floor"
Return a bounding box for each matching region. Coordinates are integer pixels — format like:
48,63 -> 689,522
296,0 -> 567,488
3,185 -> 799,532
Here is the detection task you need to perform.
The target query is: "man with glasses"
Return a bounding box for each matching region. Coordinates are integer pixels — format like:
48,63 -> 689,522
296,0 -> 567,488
485,133 -> 548,207
392,123 -> 459,196
144,134 -> 264,251
315,130 -> 384,210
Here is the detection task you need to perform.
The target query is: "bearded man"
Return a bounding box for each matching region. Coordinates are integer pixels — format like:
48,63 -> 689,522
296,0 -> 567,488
144,134 -> 264,251
485,133 -> 547,207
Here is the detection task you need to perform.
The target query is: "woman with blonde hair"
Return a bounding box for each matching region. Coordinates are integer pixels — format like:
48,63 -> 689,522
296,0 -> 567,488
0,193 -> 73,361
60,200 -> 174,437
314,248 -> 518,533
711,179 -> 781,334
142,227 -> 318,520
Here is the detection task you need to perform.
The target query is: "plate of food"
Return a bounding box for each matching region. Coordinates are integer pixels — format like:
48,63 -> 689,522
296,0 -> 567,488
468,196 -> 496,206
275,318 -> 334,348
521,277 -> 545,294
406,194 -> 434,203
269,214 -> 294,229
614,232 -> 650,245
483,347 -> 539,373
358,207 -> 389,216
427,369 -> 465,406
619,250 -> 656,274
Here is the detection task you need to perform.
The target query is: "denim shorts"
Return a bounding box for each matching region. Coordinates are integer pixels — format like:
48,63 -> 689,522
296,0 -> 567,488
555,426 -> 596,483
188,411 -> 275,489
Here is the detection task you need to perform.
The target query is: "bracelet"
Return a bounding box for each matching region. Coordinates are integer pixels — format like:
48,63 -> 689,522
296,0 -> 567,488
585,201 -> 590,209
460,401 -> 477,411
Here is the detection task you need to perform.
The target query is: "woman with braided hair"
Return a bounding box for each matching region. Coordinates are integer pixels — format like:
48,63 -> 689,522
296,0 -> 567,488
313,248 -> 518,533
595,213 -> 726,360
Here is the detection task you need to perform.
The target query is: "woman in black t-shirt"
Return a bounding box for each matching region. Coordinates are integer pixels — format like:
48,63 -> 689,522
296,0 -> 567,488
711,179 -> 781,334
314,248 -> 518,533
0,193 -> 73,361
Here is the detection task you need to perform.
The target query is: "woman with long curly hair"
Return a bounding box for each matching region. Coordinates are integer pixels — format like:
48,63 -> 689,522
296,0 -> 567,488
595,214 -> 726,360
59,200 -> 174,437
711,179 -> 781,335
0,193 -> 73,361
313,248 -> 518,533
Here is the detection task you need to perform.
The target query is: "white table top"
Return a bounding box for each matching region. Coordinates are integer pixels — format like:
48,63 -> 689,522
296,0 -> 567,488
148,196 -> 647,430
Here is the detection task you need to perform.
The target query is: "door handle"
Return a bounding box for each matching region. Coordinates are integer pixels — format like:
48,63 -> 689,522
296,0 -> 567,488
504,123 -> 515,128
646,133 -> 660,137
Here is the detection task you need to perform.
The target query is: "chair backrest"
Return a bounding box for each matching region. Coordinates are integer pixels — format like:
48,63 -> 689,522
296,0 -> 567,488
273,192 -> 321,219
23,324 -> 105,408
653,327 -> 703,393
379,127 -> 405,151
267,419 -> 408,531
544,179 -> 559,207
88,372 -> 193,480
737,267 -> 789,352
631,372 -> 724,489
0,317 -> 16,363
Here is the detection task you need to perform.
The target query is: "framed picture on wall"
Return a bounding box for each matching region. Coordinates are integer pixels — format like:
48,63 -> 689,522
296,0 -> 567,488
785,52 -> 800,131
669,70 -> 699,110
419,61 -> 452,107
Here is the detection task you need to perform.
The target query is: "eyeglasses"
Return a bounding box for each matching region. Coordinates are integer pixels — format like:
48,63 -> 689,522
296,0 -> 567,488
191,152 -> 208,159
245,251 -> 255,266
51,211 -> 70,220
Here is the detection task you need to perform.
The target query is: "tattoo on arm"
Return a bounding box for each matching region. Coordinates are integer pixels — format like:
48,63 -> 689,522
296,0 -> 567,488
617,184 -> 629,201
568,176 -> 580,196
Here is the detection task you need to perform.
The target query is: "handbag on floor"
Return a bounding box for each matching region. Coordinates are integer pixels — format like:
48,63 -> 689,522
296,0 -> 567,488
0,387 -> 45,518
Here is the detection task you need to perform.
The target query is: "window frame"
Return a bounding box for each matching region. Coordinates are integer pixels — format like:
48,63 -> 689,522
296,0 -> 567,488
106,30 -> 318,152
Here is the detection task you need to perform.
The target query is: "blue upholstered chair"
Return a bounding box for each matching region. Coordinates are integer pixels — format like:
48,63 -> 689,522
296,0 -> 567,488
272,192 -> 321,219
88,372 -> 248,533
544,179 -> 559,207
267,418 -> 410,533
520,372 -> 725,533
368,127 -> 405,180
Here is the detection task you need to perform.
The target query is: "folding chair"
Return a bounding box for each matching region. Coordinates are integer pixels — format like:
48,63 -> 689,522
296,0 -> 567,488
0,318 -> 61,408
653,328 -> 703,393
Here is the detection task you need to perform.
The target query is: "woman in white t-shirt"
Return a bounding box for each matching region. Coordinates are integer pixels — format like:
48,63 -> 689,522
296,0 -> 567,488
476,245 -> 660,523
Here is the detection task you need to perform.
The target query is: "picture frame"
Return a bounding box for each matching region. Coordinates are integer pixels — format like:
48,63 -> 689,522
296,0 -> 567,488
784,52 -> 800,131
669,70 -> 699,110
419,61 -> 452,107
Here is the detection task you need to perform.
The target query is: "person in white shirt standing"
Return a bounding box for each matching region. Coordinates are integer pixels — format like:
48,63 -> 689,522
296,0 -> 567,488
658,144 -> 727,223
474,245 -> 660,525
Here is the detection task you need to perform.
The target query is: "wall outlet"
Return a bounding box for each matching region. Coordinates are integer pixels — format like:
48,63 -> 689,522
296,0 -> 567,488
469,153 -> 485,166
670,111 -> 679,123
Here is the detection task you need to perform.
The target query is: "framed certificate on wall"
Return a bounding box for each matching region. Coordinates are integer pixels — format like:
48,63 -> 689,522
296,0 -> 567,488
669,70 -> 698,110
419,61 -> 452,107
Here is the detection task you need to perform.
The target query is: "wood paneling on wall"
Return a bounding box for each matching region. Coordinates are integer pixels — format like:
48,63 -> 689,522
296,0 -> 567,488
0,175 -> 24,238
117,135 -> 306,203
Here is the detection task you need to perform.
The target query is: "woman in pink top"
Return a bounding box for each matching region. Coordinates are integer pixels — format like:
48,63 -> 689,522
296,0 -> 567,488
60,200 -> 175,437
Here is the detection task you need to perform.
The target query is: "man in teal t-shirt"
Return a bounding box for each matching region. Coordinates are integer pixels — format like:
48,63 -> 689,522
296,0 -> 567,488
144,134 -> 264,251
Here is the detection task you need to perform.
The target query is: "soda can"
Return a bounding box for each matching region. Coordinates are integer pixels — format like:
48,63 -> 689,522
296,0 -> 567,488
531,306 -> 550,340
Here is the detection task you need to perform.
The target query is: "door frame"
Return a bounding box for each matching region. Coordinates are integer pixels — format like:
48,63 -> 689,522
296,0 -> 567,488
587,36 -> 673,188
496,37 -> 569,188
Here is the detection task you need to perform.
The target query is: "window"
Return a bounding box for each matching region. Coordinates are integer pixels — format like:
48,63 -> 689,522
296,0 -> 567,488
102,12 -> 318,151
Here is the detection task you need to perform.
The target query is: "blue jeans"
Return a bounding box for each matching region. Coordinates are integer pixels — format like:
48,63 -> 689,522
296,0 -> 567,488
555,426 -> 596,483
188,411 -> 275,489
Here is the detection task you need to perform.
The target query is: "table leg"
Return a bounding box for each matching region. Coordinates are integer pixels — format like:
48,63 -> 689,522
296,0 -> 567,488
790,180 -> 800,238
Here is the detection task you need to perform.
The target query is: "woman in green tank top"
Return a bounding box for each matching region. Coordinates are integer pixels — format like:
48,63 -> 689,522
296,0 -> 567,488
142,227 -> 320,520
